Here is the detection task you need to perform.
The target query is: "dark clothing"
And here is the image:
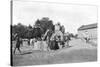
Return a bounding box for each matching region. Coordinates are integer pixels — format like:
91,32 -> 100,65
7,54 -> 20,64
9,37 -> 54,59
54,41 -> 59,50
84,37 -> 90,43
14,38 -> 22,54
16,38 -> 21,48
66,36 -> 71,41
49,40 -> 59,50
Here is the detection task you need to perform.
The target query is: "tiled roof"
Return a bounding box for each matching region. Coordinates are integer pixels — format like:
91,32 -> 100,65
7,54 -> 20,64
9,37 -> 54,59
78,23 -> 97,31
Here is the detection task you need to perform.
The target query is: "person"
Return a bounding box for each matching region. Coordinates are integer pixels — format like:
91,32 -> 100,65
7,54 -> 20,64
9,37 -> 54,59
61,25 -> 65,34
54,22 -> 61,31
14,36 -> 22,54
64,32 -> 71,47
82,31 -> 90,43
50,22 -> 63,41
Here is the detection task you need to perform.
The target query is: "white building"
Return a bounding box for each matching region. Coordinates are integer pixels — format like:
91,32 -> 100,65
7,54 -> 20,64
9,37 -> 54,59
77,23 -> 97,39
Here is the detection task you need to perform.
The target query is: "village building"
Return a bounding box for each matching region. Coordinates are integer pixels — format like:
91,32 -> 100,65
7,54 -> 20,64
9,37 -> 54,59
77,23 -> 97,39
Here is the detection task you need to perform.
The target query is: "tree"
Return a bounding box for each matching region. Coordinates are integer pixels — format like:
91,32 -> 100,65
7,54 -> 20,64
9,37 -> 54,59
28,24 -> 32,29
32,27 -> 43,39
11,17 -> 55,40
11,23 -> 31,39
35,17 -> 54,34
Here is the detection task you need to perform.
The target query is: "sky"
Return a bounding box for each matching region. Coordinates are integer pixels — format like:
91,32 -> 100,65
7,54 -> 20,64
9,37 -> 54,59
13,0 -> 98,34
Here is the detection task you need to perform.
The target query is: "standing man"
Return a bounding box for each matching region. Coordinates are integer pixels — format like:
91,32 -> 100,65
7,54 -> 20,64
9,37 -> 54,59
85,31 -> 90,43
14,36 -> 22,54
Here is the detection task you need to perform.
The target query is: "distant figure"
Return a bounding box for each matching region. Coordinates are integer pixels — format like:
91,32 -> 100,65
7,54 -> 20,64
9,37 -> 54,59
64,32 -> 71,47
61,25 -> 65,34
28,39 -> 30,46
82,31 -> 90,43
14,36 -> 22,54
85,31 -> 90,43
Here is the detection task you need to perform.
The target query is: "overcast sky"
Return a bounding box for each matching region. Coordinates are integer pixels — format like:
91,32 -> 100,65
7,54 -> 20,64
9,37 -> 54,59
13,0 -> 97,34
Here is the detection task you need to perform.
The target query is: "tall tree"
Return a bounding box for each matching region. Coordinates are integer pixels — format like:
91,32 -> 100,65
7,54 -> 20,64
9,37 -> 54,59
35,17 -> 54,34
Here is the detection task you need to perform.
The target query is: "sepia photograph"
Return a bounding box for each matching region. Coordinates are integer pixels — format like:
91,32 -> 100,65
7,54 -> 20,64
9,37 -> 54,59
11,0 -> 98,66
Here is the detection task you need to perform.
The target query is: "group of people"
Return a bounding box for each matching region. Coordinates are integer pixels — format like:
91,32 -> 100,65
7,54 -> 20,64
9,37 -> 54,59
12,22 -> 72,54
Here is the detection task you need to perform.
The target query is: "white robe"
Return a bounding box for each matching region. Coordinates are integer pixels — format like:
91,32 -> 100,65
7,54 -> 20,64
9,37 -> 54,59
34,41 -> 41,50
55,24 -> 60,31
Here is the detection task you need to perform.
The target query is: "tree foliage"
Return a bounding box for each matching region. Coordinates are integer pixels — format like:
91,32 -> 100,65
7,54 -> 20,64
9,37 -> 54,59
11,23 -> 33,39
35,17 -> 54,34
11,17 -> 54,40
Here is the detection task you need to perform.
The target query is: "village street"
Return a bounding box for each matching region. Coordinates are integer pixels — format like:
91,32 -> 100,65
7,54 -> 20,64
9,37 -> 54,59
12,38 -> 97,66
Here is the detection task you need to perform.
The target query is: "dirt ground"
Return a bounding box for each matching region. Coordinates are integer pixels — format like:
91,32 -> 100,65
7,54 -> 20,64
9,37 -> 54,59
12,39 -> 97,66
